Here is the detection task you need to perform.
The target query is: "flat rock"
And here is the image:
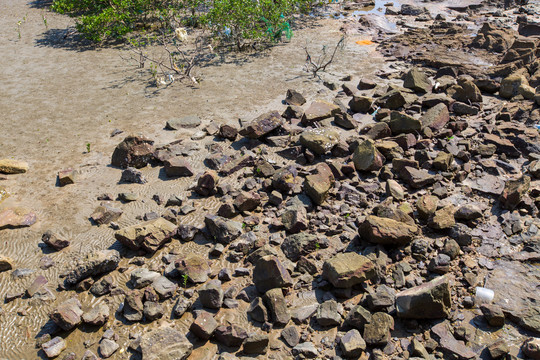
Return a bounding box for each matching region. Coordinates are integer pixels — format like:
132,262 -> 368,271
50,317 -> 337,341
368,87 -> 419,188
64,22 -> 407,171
301,100 -> 341,125
50,298 -> 83,331
463,173 -> 505,195
403,68 -> 432,93
41,230 -> 70,250
0,207 -> 37,230
166,115 -> 201,130
421,103 -> 449,130
396,275 -> 451,319
360,215 -> 418,246
431,321 -> 477,359
389,111 -> 422,134
239,111 -> 283,138
140,327 -> 193,360
82,304 -> 109,326
64,250 -> 120,287
0,159 -> 28,174
115,218 -> 177,253
174,254 -> 210,284
204,214 -> 243,244
90,204 -> 122,225
300,128 -> 339,155
42,336 -> 66,358
322,252 -> 376,288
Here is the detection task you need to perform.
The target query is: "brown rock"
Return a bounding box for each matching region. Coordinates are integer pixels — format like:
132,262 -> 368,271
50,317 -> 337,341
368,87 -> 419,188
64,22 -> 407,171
0,207 -> 37,230
111,135 -> 154,169
360,215 -> 418,246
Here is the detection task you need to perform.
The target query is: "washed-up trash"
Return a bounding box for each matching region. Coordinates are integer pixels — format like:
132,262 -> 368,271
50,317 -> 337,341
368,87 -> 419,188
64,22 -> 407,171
261,14 -> 292,41
356,39 -> 374,45
175,28 -> 188,42
475,287 -> 494,304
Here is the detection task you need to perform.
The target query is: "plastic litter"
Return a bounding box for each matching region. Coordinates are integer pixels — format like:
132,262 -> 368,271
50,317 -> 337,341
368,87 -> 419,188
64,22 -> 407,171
356,39 -> 374,45
475,287 -> 494,304
261,14 -> 293,41
371,106 -> 380,120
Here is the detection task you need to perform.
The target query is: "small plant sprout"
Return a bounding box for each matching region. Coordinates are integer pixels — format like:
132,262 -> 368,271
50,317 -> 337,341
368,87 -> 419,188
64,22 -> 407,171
182,274 -> 188,288
242,222 -> 247,229
17,21 -> 22,39
42,14 -> 48,29
315,242 -> 320,250
344,213 -> 350,218
86,143 -> 91,153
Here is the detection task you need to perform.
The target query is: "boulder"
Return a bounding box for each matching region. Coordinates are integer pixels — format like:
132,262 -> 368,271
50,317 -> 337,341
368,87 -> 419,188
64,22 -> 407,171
428,205 -> 456,230
111,135 -> 154,169
403,68 -> 432,93
64,250 -> 120,287
243,333 -> 269,354
233,191 -> 261,212
396,275 -> 451,319
50,298 -> 83,331
360,215 -> 418,246
322,252 -> 376,288
214,325 -> 248,347
199,280 -> 224,309
194,170 -> 218,196
299,128 -> 340,155
123,290 -> 144,321
431,321 -> 477,359
281,205 -> 308,234
115,218 -> 177,253
400,166 -> 436,188
240,111 -> 283,138
0,159 -> 28,174
353,139 -> 386,172
248,297 -> 268,323
452,79 -> 482,103
349,95 -> 373,113
500,73 -> 531,99
316,300 -> 341,327
140,327 -> 193,360
253,255 -> 293,293
281,233 -> 327,261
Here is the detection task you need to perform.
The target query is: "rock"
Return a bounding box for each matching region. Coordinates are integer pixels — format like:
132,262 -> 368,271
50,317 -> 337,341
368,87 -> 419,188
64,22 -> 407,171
50,298 -> 83,331
253,255 -> 292,293
0,255 -> 14,273
428,205 -> 455,230
64,250 -> 120,287
471,22 -> 515,53
81,350 -> 98,360
335,113 -> 357,129
27,275 -> 48,297
164,157 -> 194,177
353,139 -> 386,172
190,311 -> 218,340
396,275 -> 451,319
204,214 -> 243,244
322,252 -> 376,288
301,100 -> 341,125
218,154 -> 255,175
421,103 -> 449,131
389,111 -> 422,134
174,254 -> 210,284
481,304 -> 505,327
360,215 -> 417,246
90,276 -> 114,297
367,285 -> 396,310
281,205 -> 308,234
111,135 -> 154,169
316,300 -> 341,327
199,280 -> 224,309
455,204 -> 483,221
500,176 -> 530,210
140,327 -> 193,360
522,338 -> 540,360
219,124 -> 238,140
82,304 -> 109,326
233,191 -> 261,212
42,336 -> 66,358
172,297 -> 192,318
304,163 -> 335,205
431,321 -> 476,359
281,326 -> 300,347
120,167 -> 146,184
452,78 -> 482,103
377,89 -> 417,110
123,290 -> 144,321
57,169 -> 75,186
115,218 -> 177,253
452,102 -> 479,115
0,207 -> 37,230
240,111 -> 283,138
0,159 -> 29,174
400,166 -> 436,188
281,233 -> 326,261
90,204 -> 122,225
285,89 -> 306,106
264,288 -> 290,326
152,276 -> 177,299
386,179 -> 404,200
346,304 -> 372,331
403,68 -> 432,93
433,152 -> 453,171
488,339 -> 509,359
99,339 -> 118,358
243,333 -> 269,354
248,297 -> 268,323
349,95 -> 373,113
366,122 -> 391,140
292,304 -> 318,324
363,312 -> 394,346
300,128 -> 339,155
530,161 -> 540,179
192,171 -> 218,197
166,115 -> 201,130
214,325 -> 248,347
143,301 -> 164,321
340,329 -> 366,358
41,230 -> 70,251
292,342 -> 318,358
500,73 -> 530,99
131,268 -> 160,289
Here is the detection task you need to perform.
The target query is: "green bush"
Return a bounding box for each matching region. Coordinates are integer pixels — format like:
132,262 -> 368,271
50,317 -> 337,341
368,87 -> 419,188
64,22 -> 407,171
51,0 -> 317,44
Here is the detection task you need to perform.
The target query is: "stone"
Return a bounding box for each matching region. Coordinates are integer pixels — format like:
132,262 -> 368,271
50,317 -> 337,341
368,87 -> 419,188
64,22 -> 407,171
452,79 -> 482,103
281,233 -> 326,261
481,304 -> 505,327
166,115 -> 201,130
131,268 -> 160,289
164,157 -> 194,177
253,255 -> 293,293
190,311 -> 218,340
353,139 -> 386,172
152,276 -> 177,299
115,218 -> 177,253
243,333 -> 269,354
304,163 -> 335,205
214,325 -> 248,347
285,89 -> 306,106
172,297 -> 192,318
377,89 -> 417,110
292,304 -> 318,324
281,326 -> 300,347
389,111 -> 422,134
81,350 -> 98,360
500,73 -> 529,99
292,342 -> 318,358
64,250 -> 120,287
219,124 -> 238,140
233,191 -> 261,212
99,339 -> 119,358
27,275 -> 48,297
90,204 -> 122,225
386,179 -> 404,200
349,95 -> 373,113
264,288 -> 290,326
367,285 -> 396,310
90,276 -> 114,297
340,329 -> 366,358
240,111 -> 283,138
123,290 -> 144,321
452,102 -> 479,115
335,113 -> 356,129
41,230 -> 70,251
522,338 -> 540,360
431,322 -> 476,359
500,176 -> 530,210
322,252 -> 376,288
204,214 -> 243,244
0,207 -> 37,230
281,205 -> 308,234
199,280 -> 224,309
403,68 -> 432,93
42,337 -> 66,358
272,166 -> 300,193
400,166 -> 436,188
82,304 -> 109,326
0,186 -> 8,203
396,275 -> 451,319
194,170 -> 218,196
300,128 -> 339,155
433,152 -> 453,171
363,312 -> 394,346
143,301 -> 164,321
120,167 -> 146,184
248,297 -> 268,323
111,135 -> 154,169
366,122 -> 391,140
488,339 -> 509,359
57,169 -> 75,186
174,254 -> 210,284
484,134 -> 520,158
0,255 -> 14,273
140,327 -> 193,360
428,205 -> 455,230
471,22 -> 514,53
346,304 -> 372,331
316,300 -> 341,327
50,298 -> 83,331
360,215 -> 418,246
301,100 -> 341,125
0,159 -> 29,174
